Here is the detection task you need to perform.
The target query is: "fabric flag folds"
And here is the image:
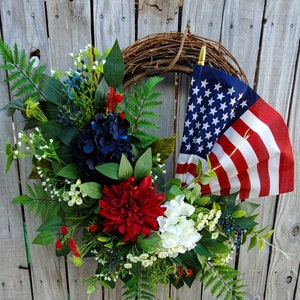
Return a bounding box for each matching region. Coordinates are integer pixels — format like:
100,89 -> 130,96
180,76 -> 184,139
176,65 -> 294,200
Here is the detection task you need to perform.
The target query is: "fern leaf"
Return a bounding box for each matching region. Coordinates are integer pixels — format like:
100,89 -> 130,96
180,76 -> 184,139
13,43 -> 19,64
144,91 -> 162,101
0,63 -> 15,70
139,111 -> 160,119
25,58 -> 35,76
19,50 -> 27,70
142,100 -> 162,109
5,70 -> 22,82
0,39 -> 14,62
32,65 -> 46,83
132,85 -> 144,99
15,83 -> 35,97
143,76 -> 163,98
9,76 -> 27,91
136,119 -> 159,130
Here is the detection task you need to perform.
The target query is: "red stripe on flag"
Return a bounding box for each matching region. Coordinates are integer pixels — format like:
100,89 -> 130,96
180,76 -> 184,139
176,163 -> 197,178
249,99 -> 294,194
231,118 -> 271,197
214,134 -> 251,197
207,152 -> 231,195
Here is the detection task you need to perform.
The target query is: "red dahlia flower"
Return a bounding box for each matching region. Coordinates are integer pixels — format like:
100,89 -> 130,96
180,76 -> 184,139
98,175 -> 166,242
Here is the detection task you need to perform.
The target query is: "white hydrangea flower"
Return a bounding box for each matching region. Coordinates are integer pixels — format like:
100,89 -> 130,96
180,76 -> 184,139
157,194 -> 201,258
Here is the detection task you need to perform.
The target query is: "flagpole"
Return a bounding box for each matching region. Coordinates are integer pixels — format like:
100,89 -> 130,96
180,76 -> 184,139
198,46 -> 206,66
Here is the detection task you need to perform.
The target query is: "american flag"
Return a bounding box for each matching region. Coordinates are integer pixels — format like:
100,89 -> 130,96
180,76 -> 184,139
176,65 -> 294,199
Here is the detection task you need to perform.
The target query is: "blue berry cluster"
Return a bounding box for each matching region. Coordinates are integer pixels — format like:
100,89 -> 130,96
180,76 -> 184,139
218,214 -> 247,250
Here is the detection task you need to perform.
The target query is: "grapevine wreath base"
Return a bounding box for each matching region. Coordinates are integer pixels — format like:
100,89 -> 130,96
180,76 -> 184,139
122,27 -> 248,89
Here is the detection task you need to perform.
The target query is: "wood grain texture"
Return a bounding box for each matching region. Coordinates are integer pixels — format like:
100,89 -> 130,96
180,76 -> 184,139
0,36 -> 32,300
93,0 -> 135,52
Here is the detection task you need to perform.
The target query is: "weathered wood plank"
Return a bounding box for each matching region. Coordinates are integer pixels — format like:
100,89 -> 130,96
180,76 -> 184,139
0,40 -> 32,300
93,0 -> 135,52
220,0 -> 265,86
45,0 -> 92,71
0,1 -> 69,300
260,1 -> 300,298
238,1 -> 300,299
181,0 -> 225,40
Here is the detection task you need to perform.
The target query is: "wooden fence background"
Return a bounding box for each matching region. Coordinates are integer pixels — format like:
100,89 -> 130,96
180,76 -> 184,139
0,0 -> 299,299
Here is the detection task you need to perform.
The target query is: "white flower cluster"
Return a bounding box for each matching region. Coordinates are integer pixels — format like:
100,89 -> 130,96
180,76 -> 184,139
124,253 -> 158,269
62,179 -> 86,206
196,208 -> 222,240
157,195 -> 202,258
95,271 -> 118,282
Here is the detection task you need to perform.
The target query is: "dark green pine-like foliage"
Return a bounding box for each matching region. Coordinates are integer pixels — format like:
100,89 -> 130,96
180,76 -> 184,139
0,39 -> 46,116
125,76 -> 164,148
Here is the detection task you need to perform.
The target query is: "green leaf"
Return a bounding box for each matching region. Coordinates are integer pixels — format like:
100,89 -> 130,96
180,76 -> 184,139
137,233 -> 161,252
37,215 -> 63,232
79,182 -> 102,199
258,238 -> 265,252
94,77 -> 109,112
87,285 -> 96,294
197,196 -> 211,207
103,40 -> 124,88
32,231 -> 56,245
97,236 -> 112,242
248,236 -> 257,251
232,210 -> 246,218
134,148 -> 152,181
0,99 -> 24,116
150,135 -> 176,164
95,163 -> 119,180
38,73 -> 67,105
194,243 -> 211,257
57,163 -> 81,179
11,194 -> 34,206
118,154 -> 133,180
263,229 -> 274,239
236,201 -> 260,217
39,120 -> 80,145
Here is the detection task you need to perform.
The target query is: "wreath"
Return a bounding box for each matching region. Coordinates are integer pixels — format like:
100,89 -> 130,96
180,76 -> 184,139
0,31 -> 277,300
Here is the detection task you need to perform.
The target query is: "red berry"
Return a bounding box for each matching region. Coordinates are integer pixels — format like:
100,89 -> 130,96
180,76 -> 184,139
55,240 -> 63,249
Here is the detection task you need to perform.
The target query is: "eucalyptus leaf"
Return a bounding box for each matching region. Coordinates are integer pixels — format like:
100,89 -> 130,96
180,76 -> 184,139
118,154 -> 133,180
32,231 -> 56,245
94,77 -> 109,112
134,148 -> 152,181
38,73 -> 67,105
95,163 -> 119,180
79,182 -> 102,199
57,163 -> 81,179
232,210 -> 246,218
103,40 -> 124,88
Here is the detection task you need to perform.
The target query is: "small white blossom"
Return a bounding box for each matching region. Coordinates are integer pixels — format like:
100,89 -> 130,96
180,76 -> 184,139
124,263 -> 132,269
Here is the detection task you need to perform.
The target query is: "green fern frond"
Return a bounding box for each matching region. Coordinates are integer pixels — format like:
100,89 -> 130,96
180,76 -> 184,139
142,100 -> 162,109
201,263 -> 246,300
142,76 -> 163,98
0,40 -> 14,62
136,119 -> 159,129
123,271 -> 156,300
13,43 -> 19,64
125,77 -> 164,148
0,38 -> 46,111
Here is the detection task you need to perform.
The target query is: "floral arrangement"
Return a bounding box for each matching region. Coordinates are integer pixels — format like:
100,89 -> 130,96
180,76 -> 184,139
0,39 -> 273,300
